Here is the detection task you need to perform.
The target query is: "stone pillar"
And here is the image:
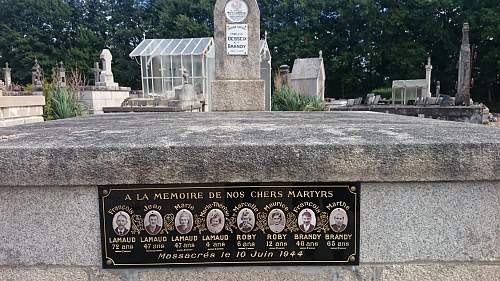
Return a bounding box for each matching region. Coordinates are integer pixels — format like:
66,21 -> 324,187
456,23 -> 471,106
32,59 -> 43,90
3,62 -> 11,88
279,65 -> 290,88
92,62 -> 101,86
96,49 -> 118,88
211,0 -> 265,111
425,57 -> 432,98
436,81 -> 441,97
56,62 -> 66,88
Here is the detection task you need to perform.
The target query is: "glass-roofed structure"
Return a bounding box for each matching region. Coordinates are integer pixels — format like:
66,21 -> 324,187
130,37 -> 272,111
130,37 -> 215,103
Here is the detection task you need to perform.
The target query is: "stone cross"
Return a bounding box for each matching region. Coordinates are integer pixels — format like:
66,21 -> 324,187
425,57 -> 432,98
211,0 -> 265,111
456,23 -> 472,106
92,62 -> 101,86
56,61 -> 66,88
96,49 -> 118,87
3,62 -> 11,88
32,59 -> 43,89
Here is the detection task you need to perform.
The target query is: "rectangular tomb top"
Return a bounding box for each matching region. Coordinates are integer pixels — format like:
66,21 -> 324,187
0,112 -> 498,186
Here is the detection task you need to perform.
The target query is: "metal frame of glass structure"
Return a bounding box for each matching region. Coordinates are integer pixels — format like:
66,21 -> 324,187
130,38 -> 215,103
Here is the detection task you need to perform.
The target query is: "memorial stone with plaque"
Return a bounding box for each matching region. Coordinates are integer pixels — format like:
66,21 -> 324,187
211,0 -> 266,111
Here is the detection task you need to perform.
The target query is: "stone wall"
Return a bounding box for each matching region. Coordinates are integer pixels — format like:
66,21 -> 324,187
0,112 -> 498,280
0,96 -> 45,127
80,88 -> 130,114
0,182 -> 497,280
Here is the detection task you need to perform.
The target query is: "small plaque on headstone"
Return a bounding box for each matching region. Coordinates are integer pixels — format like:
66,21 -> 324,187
225,0 -> 249,23
99,184 -> 360,268
226,24 -> 248,55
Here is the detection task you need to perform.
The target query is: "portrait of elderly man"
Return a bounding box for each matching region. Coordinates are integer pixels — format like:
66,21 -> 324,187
175,210 -> 193,234
268,209 -> 286,234
113,211 -> 130,236
330,208 -> 348,233
145,211 -> 163,235
207,209 -> 225,234
298,209 -> 316,233
237,208 -> 255,233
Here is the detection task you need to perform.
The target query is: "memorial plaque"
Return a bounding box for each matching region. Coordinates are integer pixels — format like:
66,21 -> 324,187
99,184 -> 360,268
226,24 -> 248,55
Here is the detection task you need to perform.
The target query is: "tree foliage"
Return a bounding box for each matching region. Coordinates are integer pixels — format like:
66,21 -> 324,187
0,0 -> 499,109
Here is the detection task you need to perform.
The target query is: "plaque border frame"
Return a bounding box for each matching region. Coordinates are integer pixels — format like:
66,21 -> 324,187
99,182 -> 360,268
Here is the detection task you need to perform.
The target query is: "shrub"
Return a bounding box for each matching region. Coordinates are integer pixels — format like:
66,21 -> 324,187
52,88 -> 86,119
272,87 -> 326,111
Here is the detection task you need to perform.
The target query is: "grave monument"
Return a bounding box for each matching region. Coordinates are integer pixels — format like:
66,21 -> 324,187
425,57 -> 432,98
211,0 -> 266,111
56,61 -> 66,88
0,112 -> 499,279
80,49 -> 130,114
456,23 -> 472,106
290,51 -> 326,101
3,62 -> 11,89
31,59 -> 43,91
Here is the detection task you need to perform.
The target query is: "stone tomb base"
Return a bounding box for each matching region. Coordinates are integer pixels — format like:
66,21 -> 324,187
0,95 -> 45,127
80,86 -> 131,114
0,112 -> 498,280
211,80 -> 265,111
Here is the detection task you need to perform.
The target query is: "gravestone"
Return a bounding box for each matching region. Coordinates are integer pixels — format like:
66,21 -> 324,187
211,0 -> 265,111
425,57 -> 432,98
56,61 -> 66,88
3,62 -> 11,88
92,62 -> 101,85
31,59 -> 43,90
80,49 -> 130,114
96,49 -> 118,88
456,23 -> 471,106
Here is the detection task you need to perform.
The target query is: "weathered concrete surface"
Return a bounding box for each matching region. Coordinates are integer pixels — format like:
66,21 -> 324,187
0,267 -> 88,281
0,186 -> 101,266
0,112 -> 499,186
361,182 -> 499,263
0,264 -> 498,281
211,80 -> 265,111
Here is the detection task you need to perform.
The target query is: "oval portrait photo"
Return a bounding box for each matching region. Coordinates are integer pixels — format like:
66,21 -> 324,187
144,210 -> 163,235
237,208 -> 255,233
329,208 -> 348,233
206,209 -> 225,234
268,209 -> 286,234
297,208 -> 316,233
112,211 -> 131,236
175,209 -> 193,235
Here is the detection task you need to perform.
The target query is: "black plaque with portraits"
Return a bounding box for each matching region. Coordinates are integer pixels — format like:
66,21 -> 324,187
99,183 -> 360,268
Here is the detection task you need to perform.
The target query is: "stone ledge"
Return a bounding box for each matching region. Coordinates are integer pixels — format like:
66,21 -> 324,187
0,264 -> 498,281
0,96 -> 45,108
0,112 -> 498,186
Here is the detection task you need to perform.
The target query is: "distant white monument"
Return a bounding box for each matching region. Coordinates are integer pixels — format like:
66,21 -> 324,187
80,49 -> 130,114
96,49 -> 119,88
